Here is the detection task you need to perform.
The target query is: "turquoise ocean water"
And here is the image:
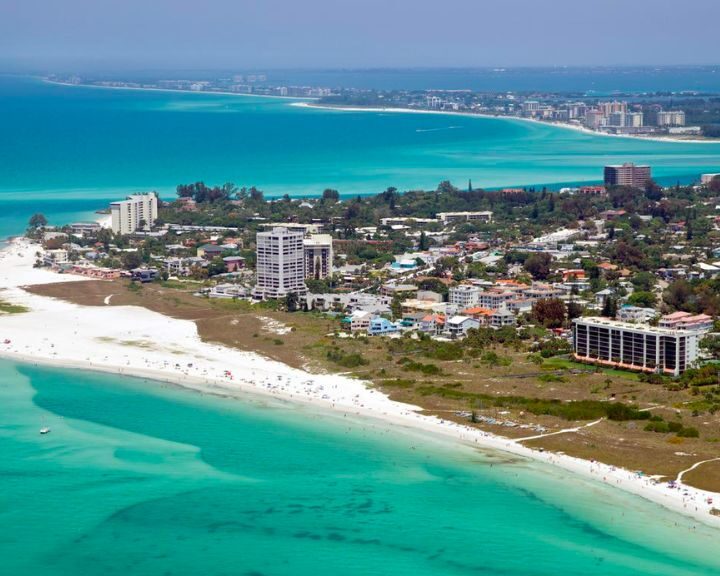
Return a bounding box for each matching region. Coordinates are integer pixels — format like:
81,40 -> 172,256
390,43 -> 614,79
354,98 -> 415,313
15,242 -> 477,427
2,360 -> 720,576
1,75 -> 719,237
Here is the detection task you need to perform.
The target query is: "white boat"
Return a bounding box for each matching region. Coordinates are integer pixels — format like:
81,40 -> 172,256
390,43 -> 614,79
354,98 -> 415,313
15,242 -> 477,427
39,427 -> 51,435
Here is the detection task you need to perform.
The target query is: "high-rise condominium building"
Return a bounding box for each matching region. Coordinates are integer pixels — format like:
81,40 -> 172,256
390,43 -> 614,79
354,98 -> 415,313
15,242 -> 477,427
655,111 -> 686,127
603,163 -> 652,188
597,101 -> 627,116
110,192 -> 158,235
253,227 -> 307,299
303,234 -> 334,280
572,317 -> 700,376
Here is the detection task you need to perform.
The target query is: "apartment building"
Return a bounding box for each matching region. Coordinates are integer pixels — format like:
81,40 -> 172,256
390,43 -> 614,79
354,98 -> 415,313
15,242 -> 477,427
477,290 -> 515,309
572,317 -> 701,376
448,285 -> 481,308
655,110 -> 686,127
252,227 -> 307,299
603,163 -> 652,188
304,234 -> 334,280
110,192 -> 158,235
436,211 -> 493,224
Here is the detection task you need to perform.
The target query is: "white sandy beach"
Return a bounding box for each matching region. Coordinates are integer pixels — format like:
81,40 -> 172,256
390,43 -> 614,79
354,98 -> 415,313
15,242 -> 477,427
0,237 -> 718,528
42,78 -> 315,102
291,101 -> 720,145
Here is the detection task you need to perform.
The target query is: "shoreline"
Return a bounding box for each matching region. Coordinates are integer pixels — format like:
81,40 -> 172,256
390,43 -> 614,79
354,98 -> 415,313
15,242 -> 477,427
39,77 -> 718,144
292,101 -> 720,145
0,237 -> 719,529
41,77 -> 317,102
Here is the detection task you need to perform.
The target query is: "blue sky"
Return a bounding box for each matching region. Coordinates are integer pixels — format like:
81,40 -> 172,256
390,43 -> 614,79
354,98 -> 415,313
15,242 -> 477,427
1,0 -> 718,70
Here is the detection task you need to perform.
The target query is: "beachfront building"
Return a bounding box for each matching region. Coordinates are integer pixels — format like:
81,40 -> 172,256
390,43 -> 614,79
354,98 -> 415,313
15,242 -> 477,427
655,111 -> 686,127
303,234 -> 334,280
448,285 -> 481,309
110,192 -> 158,235
603,163 -> 652,189
367,317 -> 400,336
445,316 -> 480,339
252,227 -> 307,299
572,317 -> 701,376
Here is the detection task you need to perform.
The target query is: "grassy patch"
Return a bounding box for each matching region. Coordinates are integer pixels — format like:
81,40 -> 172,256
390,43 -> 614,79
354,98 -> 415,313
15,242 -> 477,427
542,357 -> 640,381
0,300 -> 29,314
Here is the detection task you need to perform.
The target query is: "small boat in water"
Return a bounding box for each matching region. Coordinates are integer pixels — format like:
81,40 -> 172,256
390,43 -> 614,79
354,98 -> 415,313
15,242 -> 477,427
40,427 -> 51,435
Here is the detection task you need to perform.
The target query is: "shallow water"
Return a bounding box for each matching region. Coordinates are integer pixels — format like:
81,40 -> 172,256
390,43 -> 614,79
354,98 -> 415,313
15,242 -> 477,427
1,360 -> 719,575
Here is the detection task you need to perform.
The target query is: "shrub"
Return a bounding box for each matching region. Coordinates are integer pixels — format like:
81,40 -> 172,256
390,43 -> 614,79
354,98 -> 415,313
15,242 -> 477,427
326,349 -> 369,368
644,421 -> 670,433
677,427 -> 699,438
402,361 -> 442,375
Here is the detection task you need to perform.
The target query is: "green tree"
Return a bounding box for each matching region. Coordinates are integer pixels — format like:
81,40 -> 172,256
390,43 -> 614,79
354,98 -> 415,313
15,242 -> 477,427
28,213 -> 48,229
207,257 -> 227,276
120,251 -> 142,270
628,291 -> 656,308
524,253 -> 552,280
419,231 -> 429,251
285,291 -> 300,312
532,298 -> 566,328
601,296 -> 618,318
322,188 -> 340,202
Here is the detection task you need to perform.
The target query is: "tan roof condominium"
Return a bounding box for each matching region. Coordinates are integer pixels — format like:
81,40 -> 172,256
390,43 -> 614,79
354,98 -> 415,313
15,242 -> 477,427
603,163 -> 651,189
252,227 -> 307,299
110,192 -> 158,235
572,317 -> 701,376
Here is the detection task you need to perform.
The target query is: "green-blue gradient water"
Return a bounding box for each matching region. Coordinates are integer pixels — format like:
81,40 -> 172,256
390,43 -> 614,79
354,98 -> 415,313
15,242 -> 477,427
2,359 -> 720,576
1,75 -> 720,237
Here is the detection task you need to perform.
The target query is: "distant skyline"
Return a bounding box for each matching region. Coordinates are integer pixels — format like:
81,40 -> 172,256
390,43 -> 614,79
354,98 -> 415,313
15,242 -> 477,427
2,0 -> 720,72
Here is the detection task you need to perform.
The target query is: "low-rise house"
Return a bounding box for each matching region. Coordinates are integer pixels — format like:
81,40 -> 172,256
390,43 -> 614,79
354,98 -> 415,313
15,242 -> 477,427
70,222 -> 101,236
489,307 -> 516,327
445,316 -> 480,339
523,285 -> 564,300
416,290 -> 444,303
659,311 -> 714,333
197,244 -> 226,259
617,305 -> 657,323
461,306 -> 493,323
69,264 -> 122,280
380,283 -> 418,298
695,262 -> 720,279
344,310 -> 373,332
131,268 -> 159,283
368,317 -> 400,336
223,256 -> 245,272
43,249 -> 69,267
401,298 -> 447,315
594,288 -> 615,308
506,298 -> 533,315
561,269 -> 586,282
419,314 -> 446,335
208,284 -> 248,299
